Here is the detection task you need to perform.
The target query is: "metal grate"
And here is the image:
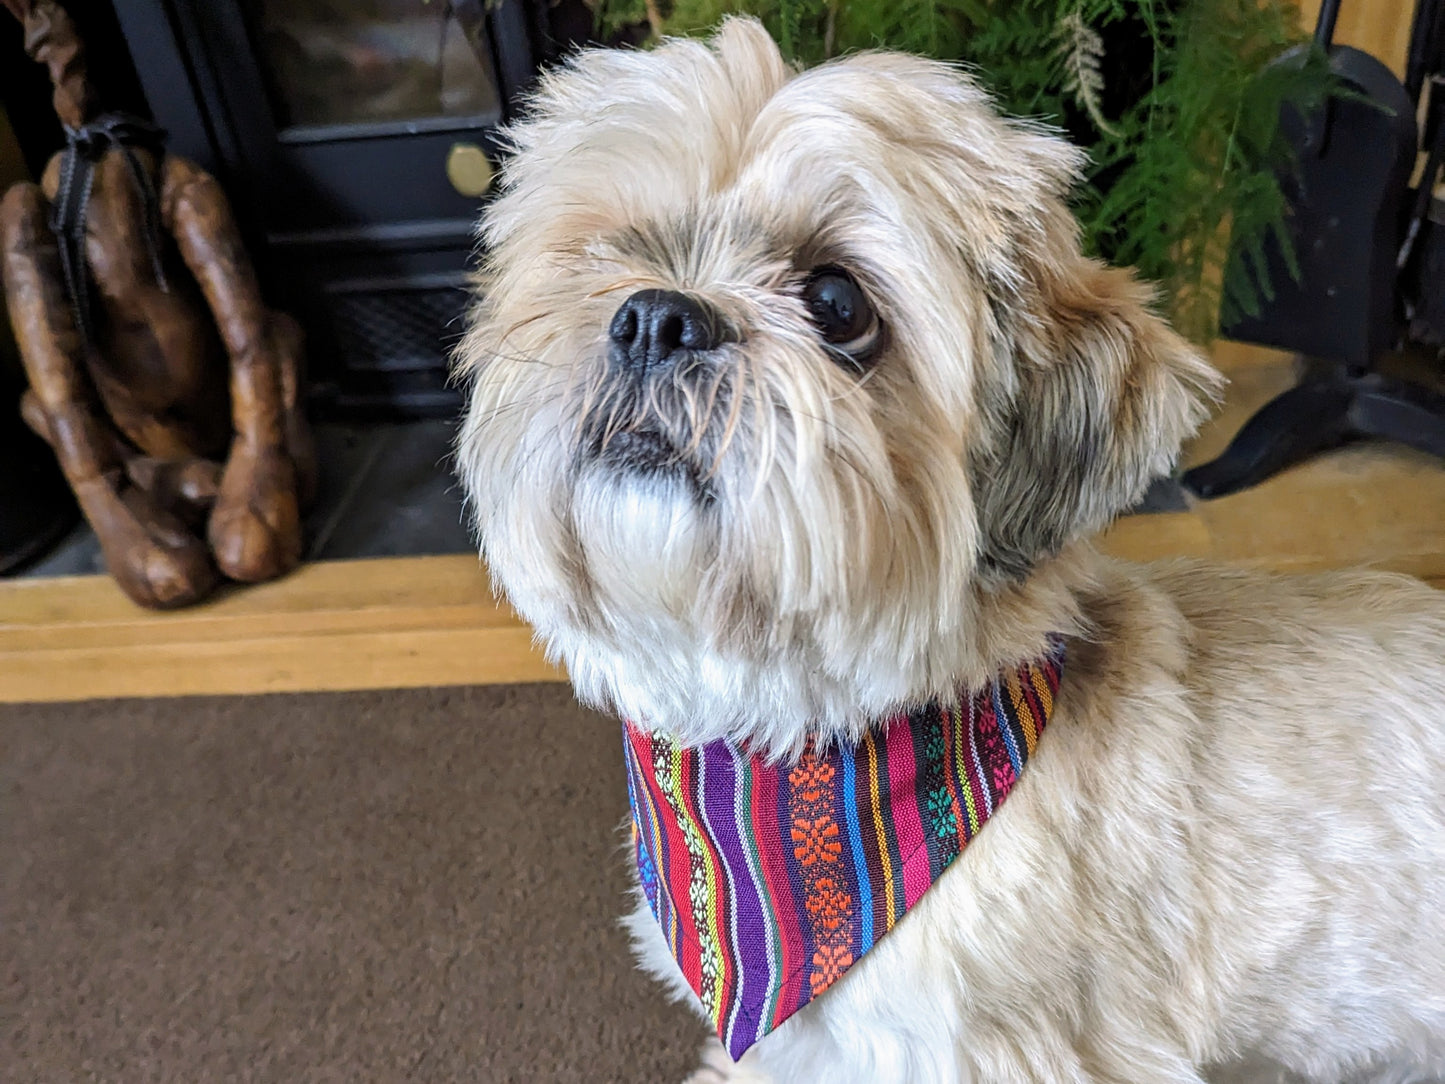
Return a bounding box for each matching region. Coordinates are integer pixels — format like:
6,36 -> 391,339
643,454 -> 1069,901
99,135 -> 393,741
329,286 -> 470,373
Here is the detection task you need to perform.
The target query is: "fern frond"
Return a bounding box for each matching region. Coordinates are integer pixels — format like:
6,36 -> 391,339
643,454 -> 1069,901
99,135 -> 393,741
1054,11 -> 1122,138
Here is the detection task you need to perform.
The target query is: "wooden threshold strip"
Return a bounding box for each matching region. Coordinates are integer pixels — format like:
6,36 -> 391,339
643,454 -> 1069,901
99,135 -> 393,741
0,554 -> 560,704
2,514 -> 1437,704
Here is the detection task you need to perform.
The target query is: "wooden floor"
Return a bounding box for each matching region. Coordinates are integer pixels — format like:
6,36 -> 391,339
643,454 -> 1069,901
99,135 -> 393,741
2,342 -> 1442,704
1099,342 -> 1445,581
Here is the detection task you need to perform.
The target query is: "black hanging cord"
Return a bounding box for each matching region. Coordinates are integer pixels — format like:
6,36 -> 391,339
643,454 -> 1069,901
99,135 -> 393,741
1405,0 -> 1444,109
49,112 -> 170,348
1312,0 -> 1342,50
1398,96 -> 1445,273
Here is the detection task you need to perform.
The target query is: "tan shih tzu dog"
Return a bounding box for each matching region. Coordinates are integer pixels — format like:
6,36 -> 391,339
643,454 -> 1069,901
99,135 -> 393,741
455,18 -> 1445,1084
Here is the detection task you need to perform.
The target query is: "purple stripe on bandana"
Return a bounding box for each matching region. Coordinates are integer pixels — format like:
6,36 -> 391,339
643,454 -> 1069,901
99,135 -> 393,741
696,743 -> 774,1044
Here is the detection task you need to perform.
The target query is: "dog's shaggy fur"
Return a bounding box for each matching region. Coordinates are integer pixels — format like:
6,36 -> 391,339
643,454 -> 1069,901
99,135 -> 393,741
455,19 -> 1445,1083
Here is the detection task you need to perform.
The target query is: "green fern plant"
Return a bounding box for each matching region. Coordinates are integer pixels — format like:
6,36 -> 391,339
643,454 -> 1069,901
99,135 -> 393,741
588,0 -> 1332,343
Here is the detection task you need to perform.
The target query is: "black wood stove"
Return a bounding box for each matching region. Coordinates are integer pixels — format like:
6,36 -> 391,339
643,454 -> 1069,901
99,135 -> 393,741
104,0 -> 578,417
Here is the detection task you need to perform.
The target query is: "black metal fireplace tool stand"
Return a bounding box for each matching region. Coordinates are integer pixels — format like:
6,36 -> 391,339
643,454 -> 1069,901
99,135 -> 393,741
1182,0 -> 1445,499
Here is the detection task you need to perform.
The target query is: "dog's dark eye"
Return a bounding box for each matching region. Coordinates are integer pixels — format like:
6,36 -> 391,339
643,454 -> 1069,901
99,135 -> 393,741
803,268 -> 881,365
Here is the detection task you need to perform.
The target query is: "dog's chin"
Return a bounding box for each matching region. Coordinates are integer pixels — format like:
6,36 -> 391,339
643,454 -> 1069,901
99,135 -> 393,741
570,452 -> 712,592
585,427 -> 714,505
593,428 -> 683,476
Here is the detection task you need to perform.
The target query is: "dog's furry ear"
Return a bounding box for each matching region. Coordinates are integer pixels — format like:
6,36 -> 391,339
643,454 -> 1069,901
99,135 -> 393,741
973,261 -> 1222,581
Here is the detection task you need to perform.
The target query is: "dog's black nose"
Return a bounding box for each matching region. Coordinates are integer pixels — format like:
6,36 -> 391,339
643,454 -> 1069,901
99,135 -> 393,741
608,290 -> 722,372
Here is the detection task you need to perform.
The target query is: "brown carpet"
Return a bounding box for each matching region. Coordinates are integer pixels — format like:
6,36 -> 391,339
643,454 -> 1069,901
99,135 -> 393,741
1,685 -> 706,1083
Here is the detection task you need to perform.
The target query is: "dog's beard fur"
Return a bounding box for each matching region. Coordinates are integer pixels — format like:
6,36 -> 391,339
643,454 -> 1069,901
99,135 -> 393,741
455,18 -> 1220,756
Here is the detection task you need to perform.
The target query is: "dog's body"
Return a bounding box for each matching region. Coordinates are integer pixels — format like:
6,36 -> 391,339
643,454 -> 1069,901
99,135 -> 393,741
630,555 -> 1445,1084
455,19 -> 1445,1082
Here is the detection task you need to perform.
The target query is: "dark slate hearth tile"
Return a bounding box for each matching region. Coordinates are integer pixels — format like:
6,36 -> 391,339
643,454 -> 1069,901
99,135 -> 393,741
16,520 -> 104,578
304,421 -> 396,559
1130,475 -> 1190,514
308,418 -> 472,560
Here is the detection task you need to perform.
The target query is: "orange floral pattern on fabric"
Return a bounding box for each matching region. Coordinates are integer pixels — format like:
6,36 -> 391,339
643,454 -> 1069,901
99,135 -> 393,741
787,744 -> 855,1000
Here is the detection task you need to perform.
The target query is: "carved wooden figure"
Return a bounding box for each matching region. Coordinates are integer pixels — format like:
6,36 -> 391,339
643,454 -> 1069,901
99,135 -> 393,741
0,0 -> 316,607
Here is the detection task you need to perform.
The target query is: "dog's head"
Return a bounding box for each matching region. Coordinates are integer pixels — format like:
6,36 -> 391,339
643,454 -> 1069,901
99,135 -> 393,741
456,19 -> 1220,754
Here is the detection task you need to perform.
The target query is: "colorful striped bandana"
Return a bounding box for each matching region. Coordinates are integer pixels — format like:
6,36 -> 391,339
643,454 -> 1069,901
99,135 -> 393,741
623,637 -> 1066,1060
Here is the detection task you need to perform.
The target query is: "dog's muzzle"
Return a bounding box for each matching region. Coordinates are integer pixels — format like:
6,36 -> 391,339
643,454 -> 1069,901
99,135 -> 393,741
578,290 -> 732,479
